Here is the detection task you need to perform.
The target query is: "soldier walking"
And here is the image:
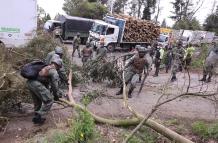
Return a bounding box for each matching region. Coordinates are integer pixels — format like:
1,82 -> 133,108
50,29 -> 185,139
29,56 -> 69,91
116,47 -> 149,98
72,33 -> 81,58
153,45 -> 164,77
81,42 -> 93,65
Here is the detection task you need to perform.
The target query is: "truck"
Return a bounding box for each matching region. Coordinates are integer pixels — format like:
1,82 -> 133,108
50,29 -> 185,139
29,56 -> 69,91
0,0 -> 37,47
44,15 -> 94,44
88,15 -> 160,51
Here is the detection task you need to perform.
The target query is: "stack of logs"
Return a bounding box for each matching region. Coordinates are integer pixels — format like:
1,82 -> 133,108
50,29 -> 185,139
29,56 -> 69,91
113,14 -> 160,43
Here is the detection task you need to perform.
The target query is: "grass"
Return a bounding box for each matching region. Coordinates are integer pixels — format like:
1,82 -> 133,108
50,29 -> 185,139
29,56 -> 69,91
192,121 -> 218,140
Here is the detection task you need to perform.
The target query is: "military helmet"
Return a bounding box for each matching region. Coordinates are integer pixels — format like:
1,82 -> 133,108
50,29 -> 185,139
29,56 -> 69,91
55,46 -> 63,54
51,57 -> 62,68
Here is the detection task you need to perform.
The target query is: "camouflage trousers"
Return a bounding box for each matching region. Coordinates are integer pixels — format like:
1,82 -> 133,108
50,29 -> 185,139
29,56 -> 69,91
72,45 -> 80,57
82,56 -> 91,65
125,70 -> 140,89
27,80 -> 53,116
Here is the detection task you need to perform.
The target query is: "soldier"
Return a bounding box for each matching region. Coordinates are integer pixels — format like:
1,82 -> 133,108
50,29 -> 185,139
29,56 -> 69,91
116,47 -> 149,98
81,42 -> 93,65
96,40 -> 107,59
165,47 -> 173,73
153,45 -> 164,77
171,41 -> 185,82
27,58 -> 64,124
72,32 -> 81,58
45,46 -> 68,86
199,42 -> 218,82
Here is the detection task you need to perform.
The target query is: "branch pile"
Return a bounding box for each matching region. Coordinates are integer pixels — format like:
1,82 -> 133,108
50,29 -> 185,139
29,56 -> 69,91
82,58 -> 122,85
114,14 -> 160,43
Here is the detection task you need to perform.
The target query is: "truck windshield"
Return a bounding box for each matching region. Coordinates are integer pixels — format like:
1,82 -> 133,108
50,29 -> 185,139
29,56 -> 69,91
158,35 -> 168,42
91,23 -> 107,35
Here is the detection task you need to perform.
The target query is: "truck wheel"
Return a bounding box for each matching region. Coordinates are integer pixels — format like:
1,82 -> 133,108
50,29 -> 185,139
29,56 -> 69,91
107,44 -> 115,52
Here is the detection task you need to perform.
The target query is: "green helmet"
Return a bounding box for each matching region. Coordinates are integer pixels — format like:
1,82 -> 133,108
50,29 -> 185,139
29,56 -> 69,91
51,57 -> 63,68
55,46 -> 63,54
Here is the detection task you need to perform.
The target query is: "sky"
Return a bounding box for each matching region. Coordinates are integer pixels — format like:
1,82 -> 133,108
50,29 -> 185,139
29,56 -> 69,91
37,0 -> 217,27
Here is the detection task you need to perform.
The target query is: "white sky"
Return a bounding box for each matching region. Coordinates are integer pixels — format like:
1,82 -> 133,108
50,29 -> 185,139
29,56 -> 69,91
37,0 -> 217,27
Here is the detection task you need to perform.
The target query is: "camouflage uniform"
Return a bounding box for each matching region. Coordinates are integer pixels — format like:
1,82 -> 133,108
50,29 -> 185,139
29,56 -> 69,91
96,45 -> 107,59
171,45 -> 185,82
200,46 -> 218,82
116,48 -> 149,98
72,35 -> 81,57
45,49 -> 68,86
27,59 -> 63,124
81,45 -> 93,65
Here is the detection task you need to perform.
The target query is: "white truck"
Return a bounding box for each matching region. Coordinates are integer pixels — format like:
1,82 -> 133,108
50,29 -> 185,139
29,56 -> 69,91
88,16 -> 159,51
0,0 -> 37,47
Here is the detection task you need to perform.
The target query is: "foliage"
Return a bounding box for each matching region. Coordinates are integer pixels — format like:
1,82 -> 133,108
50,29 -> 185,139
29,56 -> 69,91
113,0 -> 128,14
63,0 -> 108,19
142,0 -> 156,20
204,13 -> 218,35
192,121 -> 218,140
81,90 -> 104,106
82,58 -> 122,85
173,17 -> 201,30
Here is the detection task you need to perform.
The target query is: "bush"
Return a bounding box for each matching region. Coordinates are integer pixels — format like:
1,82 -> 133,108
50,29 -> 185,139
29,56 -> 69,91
191,45 -> 209,69
192,121 -> 218,140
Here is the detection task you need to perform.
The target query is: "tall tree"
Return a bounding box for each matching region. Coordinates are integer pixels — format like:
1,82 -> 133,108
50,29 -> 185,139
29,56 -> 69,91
173,17 -> 201,30
113,0 -> 128,14
161,19 -> 167,27
204,6 -> 218,35
142,0 -> 156,20
62,0 -> 108,19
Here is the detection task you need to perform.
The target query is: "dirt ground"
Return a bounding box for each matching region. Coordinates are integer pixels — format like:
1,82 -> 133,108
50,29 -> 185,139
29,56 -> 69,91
1,45 -> 218,143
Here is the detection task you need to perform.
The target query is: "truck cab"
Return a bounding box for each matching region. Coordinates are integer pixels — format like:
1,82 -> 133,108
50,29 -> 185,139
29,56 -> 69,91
88,20 -> 119,50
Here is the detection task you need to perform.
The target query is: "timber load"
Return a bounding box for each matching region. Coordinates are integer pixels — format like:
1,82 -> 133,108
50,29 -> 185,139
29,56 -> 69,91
113,14 -> 160,43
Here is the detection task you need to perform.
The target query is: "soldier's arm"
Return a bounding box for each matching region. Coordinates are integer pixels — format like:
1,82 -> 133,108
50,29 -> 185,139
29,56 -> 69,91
125,56 -> 135,68
49,69 -> 63,98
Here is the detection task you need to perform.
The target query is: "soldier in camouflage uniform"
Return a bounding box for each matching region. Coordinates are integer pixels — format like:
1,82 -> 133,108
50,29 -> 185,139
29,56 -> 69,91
45,46 -> 68,86
116,47 -> 149,98
72,33 -> 81,58
199,41 -> 218,82
27,58 -> 64,124
96,40 -> 107,59
171,41 -> 185,82
81,42 -> 93,65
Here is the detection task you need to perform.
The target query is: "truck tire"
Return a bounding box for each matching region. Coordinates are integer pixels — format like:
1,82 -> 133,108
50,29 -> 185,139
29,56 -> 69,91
107,44 -> 115,52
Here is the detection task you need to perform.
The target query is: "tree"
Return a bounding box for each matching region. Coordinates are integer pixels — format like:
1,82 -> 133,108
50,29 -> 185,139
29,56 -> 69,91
62,0 -> 108,19
113,0 -> 128,14
173,17 -> 201,30
142,0 -> 156,20
161,19 -> 167,27
204,7 -> 218,35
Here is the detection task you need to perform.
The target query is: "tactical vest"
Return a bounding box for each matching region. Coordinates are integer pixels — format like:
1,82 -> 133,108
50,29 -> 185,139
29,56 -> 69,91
132,57 -> 147,74
82,48 -> 92,57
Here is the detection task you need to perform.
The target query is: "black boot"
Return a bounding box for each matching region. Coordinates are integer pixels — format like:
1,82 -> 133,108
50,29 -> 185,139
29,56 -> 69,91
128,87 -> 134,98
199,75 -> 207,82
171,76 -> 177,82
116,87 -> 123,95
206,76 -> 211,83
32,113 -> 46,125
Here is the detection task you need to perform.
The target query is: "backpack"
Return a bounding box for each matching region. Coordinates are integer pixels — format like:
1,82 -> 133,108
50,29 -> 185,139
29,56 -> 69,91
20,61 -> 47,79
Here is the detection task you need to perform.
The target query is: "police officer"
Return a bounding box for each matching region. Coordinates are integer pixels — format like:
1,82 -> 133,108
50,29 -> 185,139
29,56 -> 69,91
116,47 -> 149,98
171,41 -> 185,82
45,46 -> 68,86
27,58 -> 64,124
72,32 -> 81,58
199,41 -> 218,82
81,42 -> 93,65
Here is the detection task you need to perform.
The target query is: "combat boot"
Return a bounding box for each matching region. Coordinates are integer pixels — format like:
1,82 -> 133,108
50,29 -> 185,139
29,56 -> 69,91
199,75 -> 207,82
171,76 -> 177,82
116,87 -> 123,95
206,76 -> 211,83
32,113 -> 46,125
128,87 -> 134,98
